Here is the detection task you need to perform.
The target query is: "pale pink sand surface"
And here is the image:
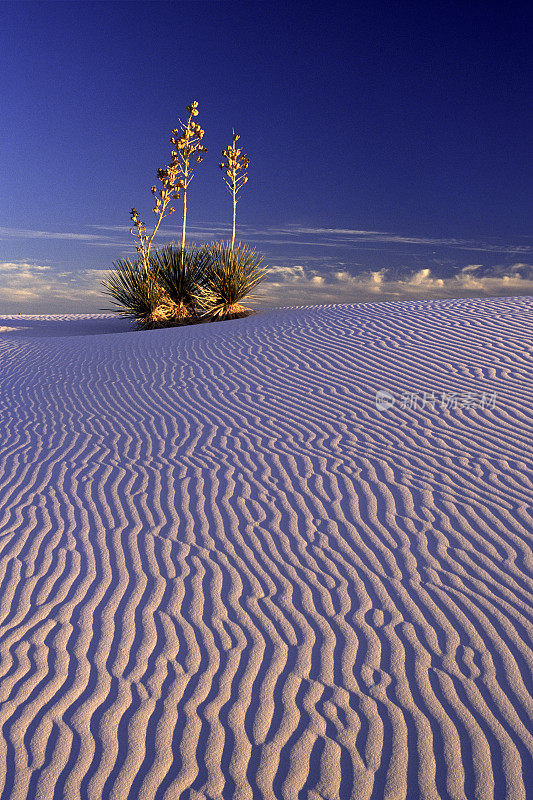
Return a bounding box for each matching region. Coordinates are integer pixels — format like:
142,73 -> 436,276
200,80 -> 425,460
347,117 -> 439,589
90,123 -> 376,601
0,296 -> 531,799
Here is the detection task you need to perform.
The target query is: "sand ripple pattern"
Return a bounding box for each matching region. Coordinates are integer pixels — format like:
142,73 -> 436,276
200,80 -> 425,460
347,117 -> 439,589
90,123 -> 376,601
0,296 -> 531,799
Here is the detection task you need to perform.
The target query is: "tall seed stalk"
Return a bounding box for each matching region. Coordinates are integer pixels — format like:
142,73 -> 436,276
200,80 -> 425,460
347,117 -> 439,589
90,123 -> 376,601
170,101 -> 207,250
219,130 -> 249,248
129,154 -> 183,268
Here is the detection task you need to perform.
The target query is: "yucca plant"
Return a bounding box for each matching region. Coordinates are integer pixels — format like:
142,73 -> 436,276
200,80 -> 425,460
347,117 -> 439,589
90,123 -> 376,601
194,241 -> 266,320
101,256 -> 165,328
147,243 -> 211,325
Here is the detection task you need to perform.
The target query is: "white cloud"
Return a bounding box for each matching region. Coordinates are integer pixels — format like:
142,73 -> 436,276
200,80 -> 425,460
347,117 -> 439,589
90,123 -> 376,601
83,268 -> 112,280
282,227 -> 532,254
403,268 -> 445,288
3,256 -> 532,314
333,269 -> 385,293
0,261 -> 50,272
2,222 -> 531,258
256,262 -> 533,307
0,226 -> 123,247
267,265 -> 308,282
0,261 -> 109,313
0,287 -> 40,299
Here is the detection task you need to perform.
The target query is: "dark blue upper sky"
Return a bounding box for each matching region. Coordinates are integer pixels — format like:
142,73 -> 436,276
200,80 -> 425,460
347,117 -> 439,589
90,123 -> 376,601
1,0 -> 532,312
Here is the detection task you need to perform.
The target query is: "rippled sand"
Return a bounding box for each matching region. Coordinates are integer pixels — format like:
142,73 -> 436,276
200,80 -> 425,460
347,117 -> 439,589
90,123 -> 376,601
0,296 -> 531,799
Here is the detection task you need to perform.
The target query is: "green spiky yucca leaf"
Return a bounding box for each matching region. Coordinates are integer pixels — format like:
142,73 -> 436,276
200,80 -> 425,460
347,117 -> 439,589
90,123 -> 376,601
148,243 -> 211,312
101,257 -> 164,327
194,241 -> 267,320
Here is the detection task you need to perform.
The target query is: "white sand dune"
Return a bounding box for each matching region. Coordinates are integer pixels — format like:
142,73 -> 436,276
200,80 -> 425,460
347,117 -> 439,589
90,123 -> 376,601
0,296 -> 531,800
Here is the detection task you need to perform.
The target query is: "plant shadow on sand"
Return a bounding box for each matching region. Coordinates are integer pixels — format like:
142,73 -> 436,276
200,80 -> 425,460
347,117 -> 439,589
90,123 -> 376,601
0,310 -> 259,339
0,316 -> 135,338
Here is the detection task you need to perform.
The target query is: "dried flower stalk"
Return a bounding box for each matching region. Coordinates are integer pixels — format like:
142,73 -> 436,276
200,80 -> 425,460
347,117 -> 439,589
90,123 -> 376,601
219,130 -> 249,248
170,101 -> 207,249
129,101 -> 206,264
130,159 -> 182,268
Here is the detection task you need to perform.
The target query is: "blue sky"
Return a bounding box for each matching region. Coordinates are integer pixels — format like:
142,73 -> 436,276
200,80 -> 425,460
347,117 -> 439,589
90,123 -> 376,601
1,0 -> 532,313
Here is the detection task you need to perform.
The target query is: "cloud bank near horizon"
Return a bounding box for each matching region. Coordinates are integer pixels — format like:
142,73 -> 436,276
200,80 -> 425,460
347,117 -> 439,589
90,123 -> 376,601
0,261 -> 108,312
255,262 -> 533,307
0,257 -> 531,315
